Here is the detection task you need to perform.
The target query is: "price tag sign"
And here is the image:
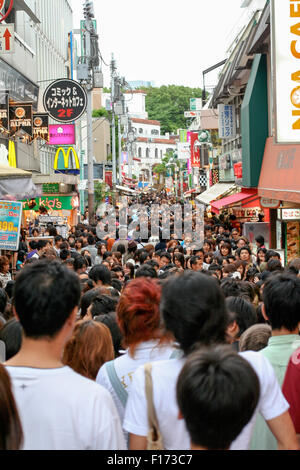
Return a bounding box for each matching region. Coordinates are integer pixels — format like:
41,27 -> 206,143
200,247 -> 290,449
0,201 -> 22,251
43,79 -> 87,123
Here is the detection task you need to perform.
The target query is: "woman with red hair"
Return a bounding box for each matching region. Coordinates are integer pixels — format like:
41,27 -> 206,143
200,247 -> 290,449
96,277 -> 178,438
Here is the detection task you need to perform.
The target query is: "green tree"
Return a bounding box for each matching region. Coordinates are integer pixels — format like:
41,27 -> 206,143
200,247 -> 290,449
94,181 -> 112,210
142,85 -> 204,134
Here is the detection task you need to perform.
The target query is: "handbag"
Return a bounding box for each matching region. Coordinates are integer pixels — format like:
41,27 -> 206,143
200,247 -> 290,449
144,363 -> 164,450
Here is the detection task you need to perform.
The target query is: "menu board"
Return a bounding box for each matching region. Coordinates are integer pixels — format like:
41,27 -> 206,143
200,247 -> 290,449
286,222 -> 300,264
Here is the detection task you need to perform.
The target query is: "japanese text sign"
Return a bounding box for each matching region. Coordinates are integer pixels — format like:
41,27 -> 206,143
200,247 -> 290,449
43,79 -> 87,123
0,201 -> 22,251
218,104 -> 236,139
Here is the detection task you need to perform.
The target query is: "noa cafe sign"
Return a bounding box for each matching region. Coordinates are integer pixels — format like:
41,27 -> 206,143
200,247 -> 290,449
272,0 -> 300,143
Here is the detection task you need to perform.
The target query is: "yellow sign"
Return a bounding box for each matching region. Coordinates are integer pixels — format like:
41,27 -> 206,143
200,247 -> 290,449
54,146 -> 80,174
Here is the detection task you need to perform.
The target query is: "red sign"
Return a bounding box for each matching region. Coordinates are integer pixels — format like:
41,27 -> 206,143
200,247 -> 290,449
0,0 -> 14,23
190,132 -> 200,168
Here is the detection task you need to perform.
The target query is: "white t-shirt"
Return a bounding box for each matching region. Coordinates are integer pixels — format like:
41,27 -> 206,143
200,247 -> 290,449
123,350 -> 289,450
96,340 -> 178,426
6,365 -> 126,451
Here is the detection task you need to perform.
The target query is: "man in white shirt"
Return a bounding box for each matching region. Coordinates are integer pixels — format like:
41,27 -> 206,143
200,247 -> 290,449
5,259 -> 126,451
124,271 -> 299,451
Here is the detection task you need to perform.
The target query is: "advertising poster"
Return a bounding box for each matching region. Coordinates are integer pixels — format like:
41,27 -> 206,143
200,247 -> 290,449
0,201 -> 22,251
48,124 -> 75,146
33,113 -> 49,142
9,101 -> 33,138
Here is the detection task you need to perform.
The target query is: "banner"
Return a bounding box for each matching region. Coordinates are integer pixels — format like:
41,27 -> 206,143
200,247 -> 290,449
190,132 -> 200,168
0,200 -> 22,251
218,104 -> 236,139
0,90 -> 9,134
33,113 -> 49,142
9,101 -> 33,138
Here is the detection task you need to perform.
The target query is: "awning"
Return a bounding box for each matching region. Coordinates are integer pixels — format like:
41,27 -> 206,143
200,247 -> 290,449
196,183 -> 236,205
0,165 -> 41,201
258,137 -> 300,204
211,189 -> 258,214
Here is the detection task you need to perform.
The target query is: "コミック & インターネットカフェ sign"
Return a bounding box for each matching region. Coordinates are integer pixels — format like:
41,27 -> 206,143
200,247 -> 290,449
43,79 -> 87,123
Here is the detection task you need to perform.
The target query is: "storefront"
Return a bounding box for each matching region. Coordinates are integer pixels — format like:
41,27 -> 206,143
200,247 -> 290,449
258,137 -> 300,260
21,179 -> 79,232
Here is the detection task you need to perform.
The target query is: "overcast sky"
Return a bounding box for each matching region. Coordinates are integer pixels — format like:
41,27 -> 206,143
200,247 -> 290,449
70,0 -> 244,90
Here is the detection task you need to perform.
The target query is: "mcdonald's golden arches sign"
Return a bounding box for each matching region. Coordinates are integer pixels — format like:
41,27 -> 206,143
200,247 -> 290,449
54,146 -> 80,175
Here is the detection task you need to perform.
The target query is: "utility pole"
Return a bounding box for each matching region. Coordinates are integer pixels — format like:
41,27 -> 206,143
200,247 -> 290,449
111,55 -> 117,191
78,0 -> 103,225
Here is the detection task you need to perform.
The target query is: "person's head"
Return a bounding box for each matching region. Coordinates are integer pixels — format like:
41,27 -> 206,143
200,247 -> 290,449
234,260 -> 247,279
0,289 -> 8,316
0,319 -> 23,361
0,364 -> 23,450
13,260 -> 81,340
267,259 -> 283,273
73,256 -> 88,274
203,239 -> 213,253
190,256 -> 203,272
220,242 -> 231,258
222,264 -> 236,279
89,265 -> 112,287
117,278 -> 167,356
97,243 -> 107,257
159,252 -> 172,268
239,324 -> 272,352
54,235 -> 63,248
94,313 -> 123,358
160,271 -> 228,355
135,265 -> 157,279
230,229 -> 240,241
0,256 -> 10,275
255,235 -> 265,248
225,296 -> 257,342
87,235 -> 95,246
265,250 -> 281,263
237,246 -> 252,263
63,320 -> 114,380
262,273 -> 300,332
87,295 -> 119,319
256,247 -> 267,265
176,345 -> 260,450
173,253 -> 185,270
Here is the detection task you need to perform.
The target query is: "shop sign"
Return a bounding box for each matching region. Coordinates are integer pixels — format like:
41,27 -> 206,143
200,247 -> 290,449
0,90 -> 9,134
43,79 -> 87,123
177,142 -> 190,160
9,101 -> 33,138
48,124 -> 76,146
190,132 -> 200,168
260,197 -> 280,209
22,197 -> 73,211
0,200 -> 22,251
282,208 -> 300,220
272,0 -> 300,143
54,147 -> 80,175
227,207 -> 262,220
218,104 -> 236,139
42,183 -> 60,194
0,0 -> 14,23
33,113 -> 49,142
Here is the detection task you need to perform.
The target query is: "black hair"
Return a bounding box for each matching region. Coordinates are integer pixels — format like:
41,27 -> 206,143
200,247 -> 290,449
263,273 -> 300,331
4,281 -> 15,300
116,244 -> 126,255
0,289 -> 8,314
60,249 -> 70,261
236,246 -> 252,257
160,271 -> 228,355
135,265 -> 157,279
255,235 -> 265,246
159,252 -> 172,263
265,250 -> 280,263
267,259 -> 283,273
89,265 -> 112,286
173,253 -> 185,269
139,252 -> 150,265
103,251 -> 113,261
80,288 -> 102,318
29,240 -> 38,251
89,295 -> 119,318
225,296 -> 257,338
110,278 -> 123,293
14,260 -> 81,339
0,319 -> 23,360
176,345 -> 260,450
37,239 -> 48,251
73,256 -> 87,272
94,313 -> 123,358
190,256 -> 201,267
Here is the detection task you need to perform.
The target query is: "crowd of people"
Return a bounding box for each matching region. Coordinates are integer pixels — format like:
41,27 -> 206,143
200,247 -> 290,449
0,190 -> 300,451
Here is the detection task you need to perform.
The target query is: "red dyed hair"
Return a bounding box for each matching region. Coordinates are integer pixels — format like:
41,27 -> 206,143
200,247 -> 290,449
117,278 -> 169,356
